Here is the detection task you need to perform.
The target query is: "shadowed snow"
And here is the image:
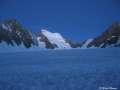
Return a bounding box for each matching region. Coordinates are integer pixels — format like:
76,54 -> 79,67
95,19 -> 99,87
0,49 -> 120,90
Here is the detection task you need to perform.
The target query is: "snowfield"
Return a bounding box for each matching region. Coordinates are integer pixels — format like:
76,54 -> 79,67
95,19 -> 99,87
0,49 -> 120,90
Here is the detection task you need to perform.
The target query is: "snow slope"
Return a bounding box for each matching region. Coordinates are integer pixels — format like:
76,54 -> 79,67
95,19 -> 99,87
0,49 -> 120,90
81,39 -> 93,48
0,40 -> 46,53
41,29 -> 71,49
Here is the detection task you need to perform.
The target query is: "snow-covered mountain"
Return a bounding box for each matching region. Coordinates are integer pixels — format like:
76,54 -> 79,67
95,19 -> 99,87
81,22 -> 120,48
1,19 -> 120,51
0,19 -> 38,48
37,29 -> 71,49
0,19 -> 81,51
0,19 -> 40,52
37,29 -> 81,49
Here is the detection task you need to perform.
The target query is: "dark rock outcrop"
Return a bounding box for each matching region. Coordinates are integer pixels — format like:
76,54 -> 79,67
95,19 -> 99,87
65,40 -> 81,48
0,19 -> 38,48
87,22 -> 120,48
0,25 -> 14,46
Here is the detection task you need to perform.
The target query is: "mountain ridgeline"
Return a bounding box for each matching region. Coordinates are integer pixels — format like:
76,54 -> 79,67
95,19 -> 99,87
0,19 -> 38,48
81,22 -> 120,48
0,19 -> 120,50
0,19 -> 81,50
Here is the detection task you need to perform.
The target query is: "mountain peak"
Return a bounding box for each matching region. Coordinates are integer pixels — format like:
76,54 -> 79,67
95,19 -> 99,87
4,19 -> 17,24
0,19 -> 38,49
41,29 -> 49,32
37,29 -> 81,49
3,19 -> 22,30
110,22 -> 120,28
37,29 -> 72,49
86,21 -> 120,48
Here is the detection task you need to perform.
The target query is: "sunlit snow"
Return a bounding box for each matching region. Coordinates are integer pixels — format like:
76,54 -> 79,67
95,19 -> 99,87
41,29 -> 71,49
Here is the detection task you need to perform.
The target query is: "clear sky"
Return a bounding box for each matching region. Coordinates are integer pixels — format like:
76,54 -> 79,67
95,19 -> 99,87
1,0 -> 120,43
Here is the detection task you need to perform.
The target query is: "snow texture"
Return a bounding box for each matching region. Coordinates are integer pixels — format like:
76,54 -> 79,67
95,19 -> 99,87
81,39 -> 93,48
41,29 -> 71,49
0,49 -> 120,90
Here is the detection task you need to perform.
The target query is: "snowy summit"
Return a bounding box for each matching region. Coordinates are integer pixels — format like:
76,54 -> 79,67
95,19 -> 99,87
40,29 -> 71,49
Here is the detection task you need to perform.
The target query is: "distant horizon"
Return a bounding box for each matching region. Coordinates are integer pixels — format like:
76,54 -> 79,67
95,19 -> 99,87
1,0 -> 120,43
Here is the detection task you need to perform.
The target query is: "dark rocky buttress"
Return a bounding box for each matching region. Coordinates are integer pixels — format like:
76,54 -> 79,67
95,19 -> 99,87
87,22 -> 120,48
0,19 -> 38,48
65,40 -> 81,48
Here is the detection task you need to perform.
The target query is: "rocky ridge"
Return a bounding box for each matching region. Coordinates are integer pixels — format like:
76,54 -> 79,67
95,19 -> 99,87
0,19 -> 120,50
0,19 -> 38,48
86,22 -> 120,48
0,19 -> 81,49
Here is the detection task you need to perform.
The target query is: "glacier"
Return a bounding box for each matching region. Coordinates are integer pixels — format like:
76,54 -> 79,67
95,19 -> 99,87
0,49 -> 120,90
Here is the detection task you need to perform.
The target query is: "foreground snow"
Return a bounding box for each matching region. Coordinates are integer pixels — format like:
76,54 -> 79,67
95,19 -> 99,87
0,49 -> 120,90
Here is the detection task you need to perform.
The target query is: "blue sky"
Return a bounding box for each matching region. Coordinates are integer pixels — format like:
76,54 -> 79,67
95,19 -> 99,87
1,0 -> 120,43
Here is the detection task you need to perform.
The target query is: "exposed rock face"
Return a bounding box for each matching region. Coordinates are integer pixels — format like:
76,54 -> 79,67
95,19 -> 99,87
0,19 -> 38,48
37,29 -> 80,49
38,31 -> 58,49
2,19 -> 120,50
0,19 -> 81,50
87,22 -> 120,48
0,25 -> 14,46
65,40 -> 81,48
